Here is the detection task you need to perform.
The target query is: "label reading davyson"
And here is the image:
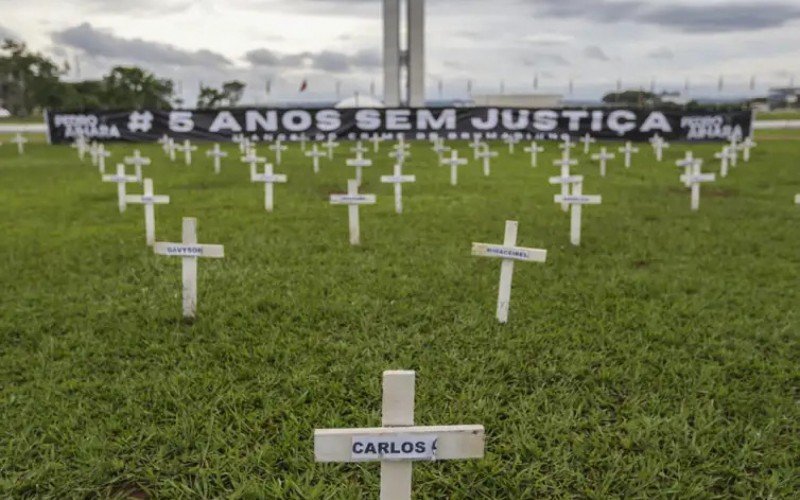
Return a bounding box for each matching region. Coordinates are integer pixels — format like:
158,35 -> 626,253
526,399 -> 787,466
350,434 -> 438,462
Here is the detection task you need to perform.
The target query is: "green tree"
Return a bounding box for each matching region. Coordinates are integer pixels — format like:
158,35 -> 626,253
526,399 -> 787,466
101,66 -> 174,109
196,80 -> 246,109
0,39 -> 65,116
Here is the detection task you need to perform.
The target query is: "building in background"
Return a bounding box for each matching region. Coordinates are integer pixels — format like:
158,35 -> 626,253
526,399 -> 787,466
768,87 -> 800,110
383,0 -> 425,107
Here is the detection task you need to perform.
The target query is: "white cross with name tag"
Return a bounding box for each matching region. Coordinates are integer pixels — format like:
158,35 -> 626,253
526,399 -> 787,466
157,134 -> 171,155
347,155 -> 373,185
472,220 -> 547,323
559,136 -> 576,155
11,133 -> 28,154
97,144 -> 112,174
591,147 -> 615,177
124,178 -> 170,246
468,137 -> 484,160
553,154 -> 578,211
650,134 -> 670,162
581,133 -> 596,155
676,152 -> 696,187
175,140 -> 197,165
330,179 -> 377,245
269,139 -> 288,165
102,163 -> 140,213
250,162 -> 287,212
205,143 -> 228,174
167,138 -> 177,162
441,150 -> 468,186
680,161 -> 715,211
554,179 -> 602,246
739,137 -> 756,162
381,164 -> 416,214
728,136 -> 739,167
388,147 -> 409,166
89,142 -> 99,166
154,217 -> 224,319
72,135 -> 88,161
432,140 -> 451,163
714,146 -> 734,178
503,135 -> 519,154
619,142 -> 639,168
523,142 -> 544,168
371,133 -> 384,153
305,144 -> 327,174
351,141 -> 369,157
475,145 -> 498,176
315,370 -> 485,500
124,149 -> 151,181
324,137 -> 339,160
241,149 -> 266,172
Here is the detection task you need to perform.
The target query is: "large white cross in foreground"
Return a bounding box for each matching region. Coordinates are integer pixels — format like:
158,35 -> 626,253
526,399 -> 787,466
554,179 -> 602,246
102,164 -> 140,213
124,149 -> 151,181
472,220 -> 547,323
154,217 -> 224,319
125,178 -> 170,246
380,164 -> 416,214
314,370 -> 485,500
591,148 -> 615,177
206,144 -> 228,174
680,161 -> 715,211
523,142 -> 544,168
330,179 -> 377,245
305,144 -> 327,174
250,162 -> 287,212
619,142 -> 639,168
11,133 -> 28,154
441,150 -> 468,186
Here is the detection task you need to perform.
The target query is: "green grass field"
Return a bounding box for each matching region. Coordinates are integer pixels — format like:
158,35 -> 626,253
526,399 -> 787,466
1,136 -> 799,498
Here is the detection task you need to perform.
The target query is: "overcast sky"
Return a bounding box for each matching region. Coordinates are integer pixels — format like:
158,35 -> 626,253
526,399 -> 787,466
2,0 -> 799,104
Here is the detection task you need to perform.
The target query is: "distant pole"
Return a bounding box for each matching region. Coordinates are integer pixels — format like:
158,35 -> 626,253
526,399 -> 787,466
336,80 -> 341,99
500,80 -> 505,94
533,74 -> 539,90
467,79 -> 473,96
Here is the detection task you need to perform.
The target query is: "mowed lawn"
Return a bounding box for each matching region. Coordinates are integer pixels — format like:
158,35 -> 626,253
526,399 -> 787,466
1,134 -> 798,498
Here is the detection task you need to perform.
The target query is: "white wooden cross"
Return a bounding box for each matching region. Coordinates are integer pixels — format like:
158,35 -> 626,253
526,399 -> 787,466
157,134 -> 171,155
471,220 -> 547,323
102,163 -> 140,213
269,139 -> 288,165
475,145 -> 498,176
351,141 -> 369,158
795,194 -> 800,205
314,370 -> 485,500
96,144 -> 112,174
503,135 -> 519,154
591,147 -> 615,177
714,146 -> 733,178
305,144 -> 327,174
468,137 -> 484,160
124,178 -> 170,246
89,142 -> 100,167
206,143 -> 228,174
330,179 -> 376,245
680,160 -> 715,211
618,141 -> 639,168
441,150 -> 467,186
649,134 -> 670,162
346,155 -> 373,185
324,137 -> 340,160
124,149 -> 151,181
232,133 -> 246,153
739,137 -> 757,162
371,133 -> 384,153
388,147 -> 409,166
175,139 -> 197,166
676,152 -> 696,188
71,135 -> 89,161
380,164 -> 416,214
299,133 -> 308,152
580,133 -> 596,155
523,142 -> 544,168
250,162 -> 287,212
728,136 -> 739,167
11,133 -> 28,154
432,140 -> 451,163
553,154 -> 578,211
554,179 -> 602,246
241,149 -> 266,172
167,138 -> 177,162
154,217 -> 224,319
558,136 -> 576,155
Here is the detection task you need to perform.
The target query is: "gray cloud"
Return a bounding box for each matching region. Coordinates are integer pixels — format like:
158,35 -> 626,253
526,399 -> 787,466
523,52 -> 570,67
648,47 -> 674,60
244,47 -> 381,73
0,23 -> 19,40
534,0 -> 800,33
51,23 -> 232,67
584,45 -> 610,61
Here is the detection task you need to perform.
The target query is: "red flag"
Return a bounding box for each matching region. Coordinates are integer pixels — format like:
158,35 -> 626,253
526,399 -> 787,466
299,79 -> 308,92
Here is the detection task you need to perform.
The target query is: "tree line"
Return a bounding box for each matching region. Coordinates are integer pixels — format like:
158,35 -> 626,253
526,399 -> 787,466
0,39 -> 245,116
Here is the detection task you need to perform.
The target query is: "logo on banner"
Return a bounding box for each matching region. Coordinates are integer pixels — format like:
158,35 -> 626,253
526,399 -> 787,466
128,111 -> 154,133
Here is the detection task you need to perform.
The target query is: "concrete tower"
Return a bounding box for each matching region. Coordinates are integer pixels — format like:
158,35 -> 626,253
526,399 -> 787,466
383,0 -> 425,107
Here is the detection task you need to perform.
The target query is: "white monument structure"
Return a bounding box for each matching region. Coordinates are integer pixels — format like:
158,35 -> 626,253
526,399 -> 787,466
383,0 -> 425,107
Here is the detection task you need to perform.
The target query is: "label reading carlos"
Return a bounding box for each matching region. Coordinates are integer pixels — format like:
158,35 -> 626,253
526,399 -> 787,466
350,435 -> 438,461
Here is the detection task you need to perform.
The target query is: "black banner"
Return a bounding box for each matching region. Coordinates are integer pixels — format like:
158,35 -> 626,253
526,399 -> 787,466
46,107 -> 752,144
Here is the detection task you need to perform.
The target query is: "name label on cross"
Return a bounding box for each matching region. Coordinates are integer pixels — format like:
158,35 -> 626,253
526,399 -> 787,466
554,195 -> 602,204
330,194 -> 377,204
154,244 -> 225,257
471,243 -> 547,262
350,434 -> 438,461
